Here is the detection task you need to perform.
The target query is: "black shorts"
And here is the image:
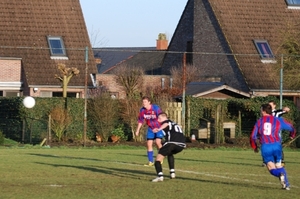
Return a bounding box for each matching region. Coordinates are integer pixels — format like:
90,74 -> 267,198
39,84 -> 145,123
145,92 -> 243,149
158,143 -> 184,157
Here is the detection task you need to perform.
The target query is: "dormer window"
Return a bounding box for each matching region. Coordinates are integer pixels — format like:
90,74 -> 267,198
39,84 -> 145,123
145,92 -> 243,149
253,40 -> 276,63
47,36 -> 68,60
286,0 -> 300,9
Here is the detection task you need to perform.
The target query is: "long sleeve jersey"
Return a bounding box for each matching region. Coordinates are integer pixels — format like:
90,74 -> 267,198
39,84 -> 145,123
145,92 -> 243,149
137,104 -> 162,129
250,115 -> 296,150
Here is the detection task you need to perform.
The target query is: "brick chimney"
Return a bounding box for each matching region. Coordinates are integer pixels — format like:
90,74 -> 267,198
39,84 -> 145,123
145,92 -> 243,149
156,33 -> 168,50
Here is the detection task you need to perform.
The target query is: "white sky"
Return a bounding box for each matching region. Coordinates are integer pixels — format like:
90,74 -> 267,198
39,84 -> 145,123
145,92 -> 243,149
79,0 -> 188,47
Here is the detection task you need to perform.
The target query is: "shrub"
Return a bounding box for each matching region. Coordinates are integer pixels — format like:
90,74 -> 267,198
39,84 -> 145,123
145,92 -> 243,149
110,124 -> 128,141
0,130 -> 5,145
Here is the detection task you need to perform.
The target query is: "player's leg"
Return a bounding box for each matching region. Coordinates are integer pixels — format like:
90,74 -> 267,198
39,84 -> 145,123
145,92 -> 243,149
145,128 -> 155,166
154,130 -> 164,149
168,144 -> 184,179
152,150 -> 166,182
168,155 -> 175,179
281,150 -> 285,166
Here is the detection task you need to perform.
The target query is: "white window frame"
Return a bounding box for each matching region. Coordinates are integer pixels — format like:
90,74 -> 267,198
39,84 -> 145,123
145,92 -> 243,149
253,40 -> 276,63
286,0 -> 300,9
47,36 -> 67,56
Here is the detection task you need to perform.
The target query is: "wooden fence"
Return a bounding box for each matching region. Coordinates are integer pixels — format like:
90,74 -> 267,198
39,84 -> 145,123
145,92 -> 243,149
165,102 -> 182,127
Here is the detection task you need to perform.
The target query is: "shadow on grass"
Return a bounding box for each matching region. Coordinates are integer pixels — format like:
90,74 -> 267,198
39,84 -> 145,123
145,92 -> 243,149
28,153 -> 103,162
34,162 -> 154,180
34,161 -> 282,191
115,152 -> 259,167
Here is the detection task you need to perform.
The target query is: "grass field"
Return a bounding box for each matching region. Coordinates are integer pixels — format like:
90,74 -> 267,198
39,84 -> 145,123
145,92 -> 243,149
0,145 -> 299,199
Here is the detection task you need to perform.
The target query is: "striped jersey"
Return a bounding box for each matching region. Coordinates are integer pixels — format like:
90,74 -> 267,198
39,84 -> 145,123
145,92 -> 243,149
137,104 -> 161,129
272,109 -> 286,117
161,119 -> 186,148
250,115 -> 296,150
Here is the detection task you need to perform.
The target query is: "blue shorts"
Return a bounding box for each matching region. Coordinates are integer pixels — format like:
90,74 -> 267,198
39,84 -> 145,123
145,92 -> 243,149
261,142 -> 282,164
146,127 -> 164,140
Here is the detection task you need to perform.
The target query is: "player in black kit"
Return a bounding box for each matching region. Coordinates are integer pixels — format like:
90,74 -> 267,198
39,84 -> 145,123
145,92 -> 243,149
151,112 -> 186,182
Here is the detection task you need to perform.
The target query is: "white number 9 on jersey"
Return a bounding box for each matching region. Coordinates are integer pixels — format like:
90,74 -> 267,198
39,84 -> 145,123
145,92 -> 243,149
263,122 -> 272,135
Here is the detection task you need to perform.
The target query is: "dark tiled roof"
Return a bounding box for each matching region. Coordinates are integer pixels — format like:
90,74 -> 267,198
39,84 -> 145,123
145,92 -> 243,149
94,47 -> 165,75
0,0 -> 97,87
163,0 -> 300,91
184,82 -> 250,98
208,0 -> 300,90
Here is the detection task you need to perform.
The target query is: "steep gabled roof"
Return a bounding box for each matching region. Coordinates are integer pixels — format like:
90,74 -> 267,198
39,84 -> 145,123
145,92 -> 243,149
94,47 -> 165,75
163,0 -> 300,92
0,0 -> 97,87
208,0 -> 300,90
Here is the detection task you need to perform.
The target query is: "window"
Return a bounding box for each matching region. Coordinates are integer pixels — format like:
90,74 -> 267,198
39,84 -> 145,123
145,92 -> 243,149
47,36 -> 66,56
253,40 -> 275,62
286,0 -> 300,5
286,0 -> 300,9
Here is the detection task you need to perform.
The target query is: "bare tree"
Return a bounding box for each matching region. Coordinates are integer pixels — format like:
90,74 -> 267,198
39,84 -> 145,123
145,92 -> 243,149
170,64 -> 201,89
114,64 -> 144,98
55,63 -> 80,98
273,23 -> 300,90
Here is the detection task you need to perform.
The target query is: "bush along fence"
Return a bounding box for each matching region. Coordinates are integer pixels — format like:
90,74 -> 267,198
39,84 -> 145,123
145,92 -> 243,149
0,96 -> 299,146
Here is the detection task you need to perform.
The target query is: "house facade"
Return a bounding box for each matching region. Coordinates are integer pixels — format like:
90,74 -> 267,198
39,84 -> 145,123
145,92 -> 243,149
161,0 -> 300,105
0,0 -> 97,98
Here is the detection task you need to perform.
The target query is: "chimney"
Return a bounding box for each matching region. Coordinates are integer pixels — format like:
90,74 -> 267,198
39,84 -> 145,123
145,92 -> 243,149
156,33 -> 168,50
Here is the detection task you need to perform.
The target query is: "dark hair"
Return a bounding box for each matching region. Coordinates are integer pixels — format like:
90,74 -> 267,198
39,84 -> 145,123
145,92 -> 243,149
142,96 -> 151,103
158,112 -> 168,118
261,103 -> 272,114
268,100 -> 276,105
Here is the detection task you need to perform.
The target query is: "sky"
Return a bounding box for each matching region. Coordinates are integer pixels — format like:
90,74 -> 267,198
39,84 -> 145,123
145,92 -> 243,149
79,0 -> 188,47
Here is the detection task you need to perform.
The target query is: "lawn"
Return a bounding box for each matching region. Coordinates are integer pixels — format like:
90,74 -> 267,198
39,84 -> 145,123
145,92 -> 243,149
0,146 -> 299,199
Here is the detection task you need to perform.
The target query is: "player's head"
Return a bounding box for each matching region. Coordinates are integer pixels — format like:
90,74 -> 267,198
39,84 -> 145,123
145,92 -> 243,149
157,112 -> 168,123
268,100 -> 276,110
142,96 -> 152,109
261,103 -> 272,115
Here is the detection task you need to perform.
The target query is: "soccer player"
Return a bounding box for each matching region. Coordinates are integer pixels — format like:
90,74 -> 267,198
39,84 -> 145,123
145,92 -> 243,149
151,112 -> 186,182
269,100 -> 290,166
269,100 -> 290,117
135,96 -> 163,166
250,103 -> 296,190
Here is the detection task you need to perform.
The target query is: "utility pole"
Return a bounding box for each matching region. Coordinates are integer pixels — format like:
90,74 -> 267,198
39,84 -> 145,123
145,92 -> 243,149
182,53 -> 186,136
280,54 -> 283,109
84,47 -> 88,147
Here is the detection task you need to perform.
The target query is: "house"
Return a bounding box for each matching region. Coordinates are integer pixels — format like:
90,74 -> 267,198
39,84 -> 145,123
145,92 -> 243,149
93,34 -> 171,98
183,82 -> 250,99
94,34 -> 168,75
0,0 -> 97,97
162,0 -> 300,106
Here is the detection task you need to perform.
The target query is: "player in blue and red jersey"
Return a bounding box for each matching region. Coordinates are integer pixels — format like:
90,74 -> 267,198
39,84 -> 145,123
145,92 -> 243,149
135,96 -> 164,166
250,103 -> 296,190
269,100 -> 290,166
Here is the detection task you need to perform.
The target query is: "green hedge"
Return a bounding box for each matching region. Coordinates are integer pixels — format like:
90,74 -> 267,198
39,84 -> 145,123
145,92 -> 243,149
0,96 -> 298,144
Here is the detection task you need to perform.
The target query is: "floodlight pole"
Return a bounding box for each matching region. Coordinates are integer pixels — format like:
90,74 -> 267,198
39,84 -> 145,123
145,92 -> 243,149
280,54 -> 283,109
84,46 -> 88,147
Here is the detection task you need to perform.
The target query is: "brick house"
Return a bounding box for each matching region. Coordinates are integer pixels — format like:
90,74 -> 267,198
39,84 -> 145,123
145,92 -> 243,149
0,0 -> 97,97
162,0 -> 300,104
94,34 -> 171,99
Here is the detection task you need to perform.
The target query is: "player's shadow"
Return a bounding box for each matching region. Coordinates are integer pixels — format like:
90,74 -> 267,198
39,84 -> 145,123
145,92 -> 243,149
34,162 -> 284,190
28,153 -> 103,162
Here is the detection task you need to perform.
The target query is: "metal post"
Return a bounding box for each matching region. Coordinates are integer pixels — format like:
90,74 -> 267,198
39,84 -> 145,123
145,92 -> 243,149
280,54 -> 283,109
84,47 -> 88,147
182,53 -> 186,136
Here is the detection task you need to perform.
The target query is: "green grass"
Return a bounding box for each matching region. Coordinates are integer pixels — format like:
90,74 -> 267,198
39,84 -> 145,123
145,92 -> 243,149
0,146 -> 299,199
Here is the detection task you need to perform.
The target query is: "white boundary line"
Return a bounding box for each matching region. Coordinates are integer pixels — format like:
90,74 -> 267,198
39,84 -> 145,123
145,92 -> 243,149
115,161 -> 299,189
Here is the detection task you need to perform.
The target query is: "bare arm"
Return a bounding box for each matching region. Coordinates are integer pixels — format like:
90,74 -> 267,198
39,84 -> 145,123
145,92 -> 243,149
135,123 -> 143,136
153,123 -> 168,133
